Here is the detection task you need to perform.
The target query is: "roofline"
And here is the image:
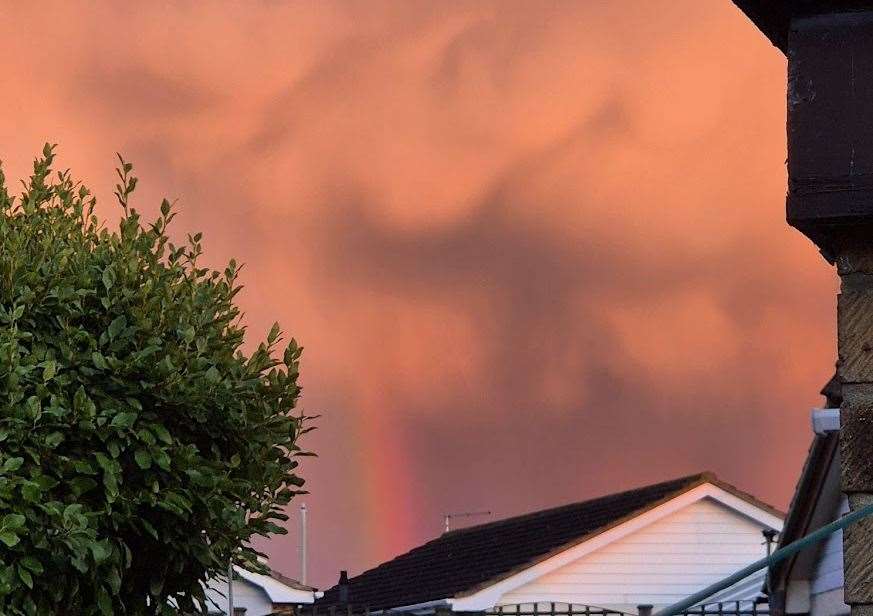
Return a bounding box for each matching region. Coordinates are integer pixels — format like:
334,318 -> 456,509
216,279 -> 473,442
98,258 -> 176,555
233,566 -> 323,603
768,433 -> 839,591
450,478 -> 783,609
269,569 -> 320,593
444,472 -> 782,541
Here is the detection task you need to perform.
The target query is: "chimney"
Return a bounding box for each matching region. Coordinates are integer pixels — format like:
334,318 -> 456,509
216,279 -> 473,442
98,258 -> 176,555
734,2 -> 873,615
338,570 -> 349,605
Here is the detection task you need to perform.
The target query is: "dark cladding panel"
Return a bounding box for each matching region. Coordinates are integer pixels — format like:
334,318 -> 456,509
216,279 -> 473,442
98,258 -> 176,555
787,11 -> 873,248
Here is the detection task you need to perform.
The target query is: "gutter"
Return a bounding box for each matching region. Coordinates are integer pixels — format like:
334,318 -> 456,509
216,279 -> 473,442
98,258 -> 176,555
811,408 -> 840,435
368,599 -> 451,615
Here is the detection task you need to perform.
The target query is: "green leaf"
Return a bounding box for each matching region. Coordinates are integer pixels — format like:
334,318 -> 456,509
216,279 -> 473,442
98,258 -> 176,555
0,532 -> 18,548
110,412 -> 137,429
24,396 -> 41,419
91,351 -> 108,370
102,267 -> 115,291
72,459 -> 96,475
42,360 -> 56,382
89,540 -> 110,564
20,557 -> 43,575
204,366 -> 221,383
2,457 -> 23,472
152,448 -> 171,471
69,477 -> 98,496
134,449 -> 152,469
268,321 -> 281,343
21,481 -> 41,502
96,585 -> 112,616
1,514 -> 25,530
45,431 -> 64,448
150,424 -> 173,445
108,315 -> 126,340
16,566 -> 32,589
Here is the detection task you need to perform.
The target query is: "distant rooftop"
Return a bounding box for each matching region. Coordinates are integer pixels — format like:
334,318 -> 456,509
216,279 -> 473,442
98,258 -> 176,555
318,472 -> 781,610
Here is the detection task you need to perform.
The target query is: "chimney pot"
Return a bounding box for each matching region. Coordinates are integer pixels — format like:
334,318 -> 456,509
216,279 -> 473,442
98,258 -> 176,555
338,570 -> 349,604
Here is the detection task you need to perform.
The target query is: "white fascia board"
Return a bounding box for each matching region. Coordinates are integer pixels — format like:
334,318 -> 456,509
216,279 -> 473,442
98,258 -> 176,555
812,408 -> 840,435
701,484 -> 784,531
233,566 -> 319,604
370,599 -> 451,615
450,483 -> 783,611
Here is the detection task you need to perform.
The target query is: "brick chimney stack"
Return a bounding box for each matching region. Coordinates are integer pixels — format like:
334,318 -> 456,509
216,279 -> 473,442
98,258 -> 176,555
734,2 -> 873,614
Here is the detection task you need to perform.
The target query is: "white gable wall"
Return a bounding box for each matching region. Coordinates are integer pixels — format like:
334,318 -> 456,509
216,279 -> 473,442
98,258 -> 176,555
205,575 -> 274,616
495,498 -> 770,613
811,496 -> 848,597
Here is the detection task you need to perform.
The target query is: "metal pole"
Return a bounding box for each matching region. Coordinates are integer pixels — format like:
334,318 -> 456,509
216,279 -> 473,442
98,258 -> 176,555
300,503 -> 308,585
444,510 -> 491,533
227,558 -> 234,616
762,528 -> 778,602
656,500 -> 873,616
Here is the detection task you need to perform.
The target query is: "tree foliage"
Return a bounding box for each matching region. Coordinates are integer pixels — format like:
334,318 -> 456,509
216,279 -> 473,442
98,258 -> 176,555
0,145 -> 310,615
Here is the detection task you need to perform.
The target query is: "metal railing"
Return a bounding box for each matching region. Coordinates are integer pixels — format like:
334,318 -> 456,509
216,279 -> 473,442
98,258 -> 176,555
488,604 -> 631,616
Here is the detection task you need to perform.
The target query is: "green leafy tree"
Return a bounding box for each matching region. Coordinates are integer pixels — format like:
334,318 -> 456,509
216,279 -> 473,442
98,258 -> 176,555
0,145 -> 310,615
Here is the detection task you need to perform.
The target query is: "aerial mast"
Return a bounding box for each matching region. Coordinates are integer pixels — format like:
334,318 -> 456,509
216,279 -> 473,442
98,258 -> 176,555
443,510 -> 491,533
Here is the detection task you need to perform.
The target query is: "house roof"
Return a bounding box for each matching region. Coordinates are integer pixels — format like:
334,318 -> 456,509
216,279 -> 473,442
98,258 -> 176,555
318,472 -> 782,610
233,566 -> 320,604
732,1 -> 873,55
268,569 -> 319,593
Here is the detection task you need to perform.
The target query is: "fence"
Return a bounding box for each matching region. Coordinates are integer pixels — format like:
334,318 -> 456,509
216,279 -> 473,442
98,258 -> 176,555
297,604 -> 631,616
299,599 -> 767,616
677,601 -> 769,616
487,604 -> 631,616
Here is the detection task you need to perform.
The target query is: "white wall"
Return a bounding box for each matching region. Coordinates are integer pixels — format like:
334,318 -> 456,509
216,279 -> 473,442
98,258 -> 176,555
808,496 -> 849,616
204,576 -> 274,616
495,498 -> 771,613
811,497 -> 848,597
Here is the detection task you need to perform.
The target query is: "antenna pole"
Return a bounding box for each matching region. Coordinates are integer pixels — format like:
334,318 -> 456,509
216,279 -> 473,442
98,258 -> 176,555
443,510 -> 491,532
300,503 -> 308,585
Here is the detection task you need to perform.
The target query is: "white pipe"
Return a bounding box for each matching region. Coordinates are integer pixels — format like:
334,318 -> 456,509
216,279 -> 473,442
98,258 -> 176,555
227,558 -> 234,616
300,503 -> 308,585
812,407 -> 840,435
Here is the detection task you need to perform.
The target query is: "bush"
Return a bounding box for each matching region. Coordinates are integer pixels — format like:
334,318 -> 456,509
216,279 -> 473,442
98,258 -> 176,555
0,145 -> 310,615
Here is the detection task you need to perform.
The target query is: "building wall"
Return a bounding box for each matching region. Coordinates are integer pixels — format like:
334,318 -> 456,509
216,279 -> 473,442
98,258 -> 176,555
204,576 -> 274,616
810,588 -> 849,616
496,498 -> 770,612
811,497 -> 848,596
809,496 -> 848,616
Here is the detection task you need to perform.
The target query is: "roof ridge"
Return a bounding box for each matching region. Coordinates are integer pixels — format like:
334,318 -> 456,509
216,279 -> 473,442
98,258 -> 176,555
442,472 -> 711,537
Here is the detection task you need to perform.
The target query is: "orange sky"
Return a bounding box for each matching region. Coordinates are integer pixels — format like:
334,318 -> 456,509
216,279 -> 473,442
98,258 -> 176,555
0,1 -> 839,588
